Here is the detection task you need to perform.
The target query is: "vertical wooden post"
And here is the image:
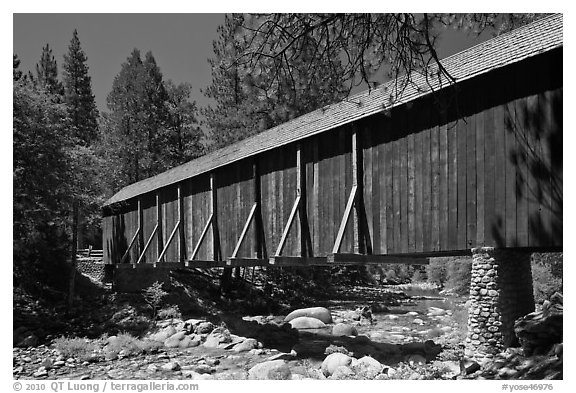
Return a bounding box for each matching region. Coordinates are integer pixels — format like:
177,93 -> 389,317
352,128 -> 361,254
178,183 -> 185,264
137,197 -> 144,263
210,173 -> 219,261
296,143 -> 306,257
253,161 -> 262,259
156,193 -> 163,263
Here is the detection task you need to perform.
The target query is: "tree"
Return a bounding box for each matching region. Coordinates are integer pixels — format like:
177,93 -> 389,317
203,14 -> 348,149
232,14 -> 549,105
61,29 -> 104,306
13,77 -> 71,291
102,49 -> 202,195
104,49 -> 150,186
164,80 -> 204,167
63,29 -> 99,145
36,43 -> 64,96
13,54 -> 22,81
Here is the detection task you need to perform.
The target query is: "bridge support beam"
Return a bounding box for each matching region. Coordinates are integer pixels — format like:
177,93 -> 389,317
465,247 -> 534,363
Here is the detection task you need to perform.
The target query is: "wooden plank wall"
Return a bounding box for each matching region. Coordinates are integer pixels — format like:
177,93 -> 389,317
182,174 -> 212,261
103,49 -> 562,264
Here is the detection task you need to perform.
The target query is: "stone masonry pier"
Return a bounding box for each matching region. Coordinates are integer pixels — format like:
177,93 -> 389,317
466,247 -> 535,363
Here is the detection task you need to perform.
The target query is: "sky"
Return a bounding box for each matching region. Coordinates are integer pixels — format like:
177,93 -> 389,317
13,13 -> 494,114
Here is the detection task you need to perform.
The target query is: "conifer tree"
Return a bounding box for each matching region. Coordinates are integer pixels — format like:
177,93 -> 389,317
36,43 -> 64,96
13,54 -> 22,81
63,29 -> 99,145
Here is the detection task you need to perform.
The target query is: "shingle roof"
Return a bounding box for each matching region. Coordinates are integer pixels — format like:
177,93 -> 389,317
105,13 -> 562,207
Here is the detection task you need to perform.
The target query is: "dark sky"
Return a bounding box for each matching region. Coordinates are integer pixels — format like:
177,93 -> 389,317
13,14 -> 492,114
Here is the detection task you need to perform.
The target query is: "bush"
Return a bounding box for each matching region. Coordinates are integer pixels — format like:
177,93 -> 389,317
157,305 -> 181,320
53,336 -> 100,361
531,253 -> 562,305
103,332 -> 161,358
445,258 -> 472,295
142,281 -> 168,318
425,258 -> 447,287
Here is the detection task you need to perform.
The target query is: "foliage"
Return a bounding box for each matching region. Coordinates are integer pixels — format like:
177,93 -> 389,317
157,305 -> 182,320
425,258 -> 448,287
531,253 -> 562,305
53,336 -> 100,361
445,258 -> 472,295
424,257 -> 471,295
203,14 -> 348,149
13,79 -> 72,291
142,281 -> 168,318
233,13 -> 548,105
101,49 -> 203,194
102,332 -> 161,358
35,43 -> 64,96
62,29 -> 99,146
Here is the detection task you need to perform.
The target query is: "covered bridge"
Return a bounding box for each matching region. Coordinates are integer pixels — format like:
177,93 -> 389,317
103,14 -> 562,362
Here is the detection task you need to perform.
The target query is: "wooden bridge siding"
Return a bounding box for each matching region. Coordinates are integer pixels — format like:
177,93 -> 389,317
139,192 -> 156,263
357,49 -> 562,253
102,49 -> 562,265
259,145 -> 298,258
214,159 -> 256,259
160,185 -> 179,262
182,174 -> 212,261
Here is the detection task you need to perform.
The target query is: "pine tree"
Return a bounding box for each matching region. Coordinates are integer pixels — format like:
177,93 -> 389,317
13,54 -> 22,81
203,14 -> 348,149
62,30 -> 103,304
63,29 -> 99,145
36,43 -> 64,96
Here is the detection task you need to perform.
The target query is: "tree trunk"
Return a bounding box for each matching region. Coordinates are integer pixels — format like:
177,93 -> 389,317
68,200 -> 79,308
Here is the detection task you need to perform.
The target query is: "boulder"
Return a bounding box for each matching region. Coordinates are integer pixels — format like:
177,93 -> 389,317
288,316 -> 326,329
195,322 -> 215,335
161,362 -> 181,371
284,307 -> 332,324
332,323 -> 358,337
150,326 -> 176,342
248,360 -> 291,380
514,292 -> 563,356
351,356 -> 385,379
321,353 -> 353,377
164,331 -> 187,348
330,365 -> 356,380
233,338 -> 259,352
203,327 -> 232,348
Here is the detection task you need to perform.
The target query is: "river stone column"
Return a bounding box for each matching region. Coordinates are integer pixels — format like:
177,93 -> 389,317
465,247 -> 534,363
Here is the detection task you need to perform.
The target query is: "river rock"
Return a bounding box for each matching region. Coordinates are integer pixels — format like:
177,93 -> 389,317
288,316 -> 326,329
161,362 -> 181,371
428,307 -> 446,316
203,327 -> 232,348
321,353 -> 353,377
514,292 -> 563,356
164,331 -> 186,348
233,338 -> 259,352
332,323 -> 358,337
195,322 -> 215,334
248,360 -> 291,380
150,326 -> 177,342
330,365 -> 356,380
284,307 -> 333,324
351,356 -> 385,379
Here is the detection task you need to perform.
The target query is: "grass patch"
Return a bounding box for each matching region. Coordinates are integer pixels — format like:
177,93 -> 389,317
53,336 -> 101,361
103,332 -> 162,358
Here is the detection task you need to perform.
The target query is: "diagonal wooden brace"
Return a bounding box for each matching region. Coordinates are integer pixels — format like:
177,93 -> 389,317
274,194 -> 301,257
231,202 -> 258,259
332,185 -> 358,254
